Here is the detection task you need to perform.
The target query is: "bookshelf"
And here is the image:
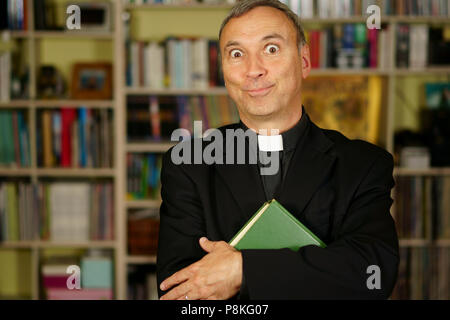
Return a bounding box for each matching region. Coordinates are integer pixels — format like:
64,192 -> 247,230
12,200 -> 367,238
0,0 -> 449,300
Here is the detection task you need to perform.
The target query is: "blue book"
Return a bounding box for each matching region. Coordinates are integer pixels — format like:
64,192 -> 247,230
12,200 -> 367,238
81,257 -> 113,289
78,108 -> 87,167
342,24 -> 355,49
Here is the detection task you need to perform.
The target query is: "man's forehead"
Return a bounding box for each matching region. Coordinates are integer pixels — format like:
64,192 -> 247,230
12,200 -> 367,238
220,7 -> 295,45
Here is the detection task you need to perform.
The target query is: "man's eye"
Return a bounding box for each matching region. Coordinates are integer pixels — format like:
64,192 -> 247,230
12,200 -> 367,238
230,49 -> 243,58
265,44 -> 279,54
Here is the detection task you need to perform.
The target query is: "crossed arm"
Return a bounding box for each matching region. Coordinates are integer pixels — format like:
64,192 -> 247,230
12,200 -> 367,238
157,151 -> 399,300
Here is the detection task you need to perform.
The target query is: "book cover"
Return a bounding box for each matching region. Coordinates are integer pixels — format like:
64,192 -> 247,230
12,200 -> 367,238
229,199 -> 326,251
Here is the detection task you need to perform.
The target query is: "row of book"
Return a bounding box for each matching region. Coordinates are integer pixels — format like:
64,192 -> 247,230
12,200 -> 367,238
128,209 -> 160,255
126,38 -> 224,89
36,108 -> 113,169
0,110 -> 30,168
127,95 -> 239,142
391,247 -> 449,300
0,182 -> 114,242
283,0 -> 450,17
306,24 -> 390,69
123,0 -> 235,5
127,154 -> 162,200
394,176 -> 450,239
42,252 -> 113,300
0,0 -> 27,31
127,265 -> 158,300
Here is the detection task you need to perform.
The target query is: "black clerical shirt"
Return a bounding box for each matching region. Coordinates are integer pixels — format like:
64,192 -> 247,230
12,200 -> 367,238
237,106 -> 308,299
239,106 -> 308,200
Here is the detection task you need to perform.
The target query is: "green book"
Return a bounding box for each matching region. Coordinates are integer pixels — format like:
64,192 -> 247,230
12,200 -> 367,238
229,199 -> 326,251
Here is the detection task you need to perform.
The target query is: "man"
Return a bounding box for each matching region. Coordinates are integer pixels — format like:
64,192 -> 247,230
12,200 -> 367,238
157,0 -> 399,300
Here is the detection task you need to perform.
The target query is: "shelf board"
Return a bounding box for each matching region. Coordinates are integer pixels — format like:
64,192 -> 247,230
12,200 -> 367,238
35,168 -> 115,177
125,87 -> 228,95
127,142 -> 175,153
0,168 -> 33,176
34,100 -> 115,108
0,100 -> 32,108
126,255 -> 157,264
0,241 -> 117,249
9,30 -> 30,38
399,239 -> 432,247
435,239 -> 450,247
394,167 -> 450,176
126,200 -> 161,209
33,31 -> 114,39
125,3 -> 233,10
393,67 -> 450,76
309,68 -> 390,76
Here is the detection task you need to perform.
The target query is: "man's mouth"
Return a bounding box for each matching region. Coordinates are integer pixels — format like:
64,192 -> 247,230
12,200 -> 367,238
246,84 -> 275,97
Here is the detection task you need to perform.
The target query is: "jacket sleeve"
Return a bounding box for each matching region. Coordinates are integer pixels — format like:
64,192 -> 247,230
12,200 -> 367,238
156,150 -> 207,298
240,151 -> 399,299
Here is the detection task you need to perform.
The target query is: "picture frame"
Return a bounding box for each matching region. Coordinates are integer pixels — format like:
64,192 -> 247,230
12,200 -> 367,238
68,2 -> 112,32
71,63 -> 112,100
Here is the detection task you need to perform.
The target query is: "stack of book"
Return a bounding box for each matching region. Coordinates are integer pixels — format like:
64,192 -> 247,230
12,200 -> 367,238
0,0 -> 28,31
42,253 -> 113,300
0,110 -> 30,168
36,108 -> 113,168
127,153 -> 162,201
394,176 -> 450,239
128,209 -> 160,255
126,38 -> 224,89
306,24 -> 391,69
0,181 -> 114,242
282,0 -> 449,18
392,247 -> 449,300
127,265 -> 158,300
127,95 -> 239,142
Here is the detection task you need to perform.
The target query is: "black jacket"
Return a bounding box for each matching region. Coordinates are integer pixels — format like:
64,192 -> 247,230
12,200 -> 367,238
156,114 -> 399,299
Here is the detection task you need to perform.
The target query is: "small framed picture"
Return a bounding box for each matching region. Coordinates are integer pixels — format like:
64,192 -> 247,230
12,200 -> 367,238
71,63 -> 112,99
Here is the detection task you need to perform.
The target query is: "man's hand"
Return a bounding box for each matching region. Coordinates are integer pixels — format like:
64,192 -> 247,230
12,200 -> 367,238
160,237 -> 242,300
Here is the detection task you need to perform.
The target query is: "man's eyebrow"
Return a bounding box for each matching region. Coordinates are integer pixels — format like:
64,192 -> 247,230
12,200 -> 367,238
224,33 -> 286,50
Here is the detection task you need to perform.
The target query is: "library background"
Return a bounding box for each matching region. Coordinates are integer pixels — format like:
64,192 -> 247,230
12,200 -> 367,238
0,0 -> 449,300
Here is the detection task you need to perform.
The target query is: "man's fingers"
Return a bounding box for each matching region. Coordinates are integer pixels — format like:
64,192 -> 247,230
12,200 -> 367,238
160,281 -> 191,300
199,237 -> 218,253
160,268 -> 191,292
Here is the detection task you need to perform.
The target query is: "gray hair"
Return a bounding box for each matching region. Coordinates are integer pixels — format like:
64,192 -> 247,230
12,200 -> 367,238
219,0 -> 307,49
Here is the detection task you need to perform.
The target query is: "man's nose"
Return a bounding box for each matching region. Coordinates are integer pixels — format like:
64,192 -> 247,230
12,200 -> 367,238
245,55 -> 267,79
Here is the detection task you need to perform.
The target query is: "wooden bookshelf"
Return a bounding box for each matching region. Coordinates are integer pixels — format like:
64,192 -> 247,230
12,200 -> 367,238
1,0 -> 449,301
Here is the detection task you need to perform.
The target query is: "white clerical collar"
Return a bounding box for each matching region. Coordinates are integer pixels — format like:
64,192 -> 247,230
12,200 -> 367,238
258,135 -> 283,152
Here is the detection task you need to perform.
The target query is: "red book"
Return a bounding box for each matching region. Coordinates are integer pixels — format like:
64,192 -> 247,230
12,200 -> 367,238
310,31 -> 321,69
42,276 -> 69,288
368,29 -> 378,68
61,108 -> 76,167
46,288 -> 113,300
208,41 -> 218,87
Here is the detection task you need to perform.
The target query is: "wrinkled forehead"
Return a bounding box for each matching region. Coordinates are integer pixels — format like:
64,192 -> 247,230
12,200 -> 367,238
219,7 -> 297,50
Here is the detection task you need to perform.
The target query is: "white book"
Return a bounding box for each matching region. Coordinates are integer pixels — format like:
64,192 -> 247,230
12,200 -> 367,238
143,43 -> 150,87
318,0 -> 331,18
147,42 -> 164,89
167,39 -> 177,89
181,39 -> 192,89
50,183 -> 90,242
131,42 -> 139,88
300,0 -> 314,18
290,0 -> 301,16
192,38 -> 209,90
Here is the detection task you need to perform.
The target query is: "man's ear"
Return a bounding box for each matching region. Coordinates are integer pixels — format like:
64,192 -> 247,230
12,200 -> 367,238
300,44 -> 311,79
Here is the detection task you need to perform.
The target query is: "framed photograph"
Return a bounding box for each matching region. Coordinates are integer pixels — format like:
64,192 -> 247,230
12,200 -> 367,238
71,63 -> 112,100
68,2 -> 112,32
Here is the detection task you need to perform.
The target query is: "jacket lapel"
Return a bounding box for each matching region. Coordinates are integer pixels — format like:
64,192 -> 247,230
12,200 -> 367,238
276,118 -> 336,218
214,125 -> 267,221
